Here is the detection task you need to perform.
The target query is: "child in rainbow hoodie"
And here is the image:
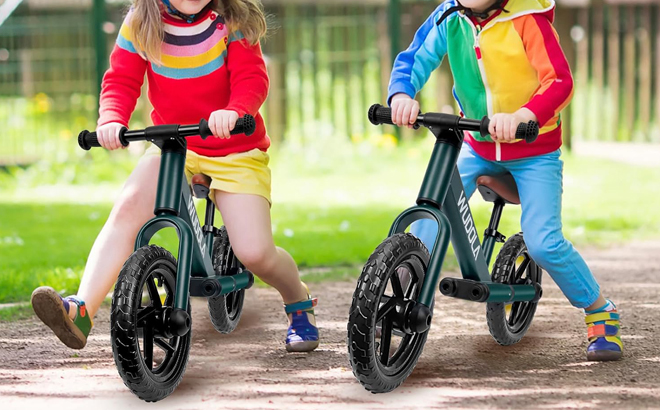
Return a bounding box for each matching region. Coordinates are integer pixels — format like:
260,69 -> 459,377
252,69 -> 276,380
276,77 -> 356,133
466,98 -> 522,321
389,0 -> 622,361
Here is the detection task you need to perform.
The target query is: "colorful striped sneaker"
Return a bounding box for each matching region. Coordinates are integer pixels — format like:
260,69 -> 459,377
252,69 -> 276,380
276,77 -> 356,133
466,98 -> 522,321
585,303 -> 622,361
284,285 -> 319,352
31,287 -> 93,350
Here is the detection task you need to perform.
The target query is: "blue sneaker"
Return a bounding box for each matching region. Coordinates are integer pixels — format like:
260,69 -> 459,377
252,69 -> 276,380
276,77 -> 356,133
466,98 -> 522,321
284,286 -> 319,352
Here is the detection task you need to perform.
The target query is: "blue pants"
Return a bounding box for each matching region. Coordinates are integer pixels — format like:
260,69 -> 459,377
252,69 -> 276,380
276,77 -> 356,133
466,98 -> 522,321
411,143 -> 600,308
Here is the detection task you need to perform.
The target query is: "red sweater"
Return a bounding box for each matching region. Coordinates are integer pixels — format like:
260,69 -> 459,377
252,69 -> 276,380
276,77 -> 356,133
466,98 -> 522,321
98,8 -> 270,157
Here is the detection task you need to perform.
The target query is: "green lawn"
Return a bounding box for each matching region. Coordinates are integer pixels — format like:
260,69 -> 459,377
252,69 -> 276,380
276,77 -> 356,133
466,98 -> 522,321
1,139 -> 659,305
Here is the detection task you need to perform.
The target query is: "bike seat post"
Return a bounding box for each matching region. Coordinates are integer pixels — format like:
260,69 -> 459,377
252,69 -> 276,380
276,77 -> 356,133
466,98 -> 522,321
202,196 -> 216,256
191,174 -> 217,256
476,173 -> 520,265
482,200 -> 505,266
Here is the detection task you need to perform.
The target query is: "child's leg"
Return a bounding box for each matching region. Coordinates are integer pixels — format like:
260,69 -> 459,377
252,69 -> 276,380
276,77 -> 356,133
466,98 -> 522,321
505,150 -> 621,360
505,150 -> 600,308
32,155 -> 161,348
77,155 -> 162,318
213,191 -> 308,304
213,191 -> 318,352
411,143 -> 505,251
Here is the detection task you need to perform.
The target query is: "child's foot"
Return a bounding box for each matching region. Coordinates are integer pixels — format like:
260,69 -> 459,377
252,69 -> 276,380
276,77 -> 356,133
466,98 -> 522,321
31,287 -> 93,350
284,284 -> 319,352
585,300 -> 622,361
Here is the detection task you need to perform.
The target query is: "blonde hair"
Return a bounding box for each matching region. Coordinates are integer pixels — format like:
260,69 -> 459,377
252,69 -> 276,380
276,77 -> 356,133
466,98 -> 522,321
129,0 -> 267,64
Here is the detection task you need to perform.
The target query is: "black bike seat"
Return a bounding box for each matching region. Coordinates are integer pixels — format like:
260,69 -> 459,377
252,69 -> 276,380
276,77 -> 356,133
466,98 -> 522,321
476,173 -> 520,205
191,174 -> 212,199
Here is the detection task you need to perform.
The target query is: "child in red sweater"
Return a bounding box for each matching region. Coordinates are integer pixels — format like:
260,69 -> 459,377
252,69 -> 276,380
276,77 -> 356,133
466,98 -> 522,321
31,0 -> 319,353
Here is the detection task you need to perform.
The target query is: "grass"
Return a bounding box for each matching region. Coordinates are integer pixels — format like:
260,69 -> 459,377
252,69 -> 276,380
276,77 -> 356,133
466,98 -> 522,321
0,201 -> 397,303
1,138 -> 659,305
0,297 -> 113,323
0,204 -> 110,303
0,304 -> 35,322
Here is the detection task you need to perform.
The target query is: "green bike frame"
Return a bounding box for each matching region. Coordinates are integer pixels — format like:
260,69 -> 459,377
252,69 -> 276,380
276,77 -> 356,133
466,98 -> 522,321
389,127 -> 540,309
134,139 -> 253,313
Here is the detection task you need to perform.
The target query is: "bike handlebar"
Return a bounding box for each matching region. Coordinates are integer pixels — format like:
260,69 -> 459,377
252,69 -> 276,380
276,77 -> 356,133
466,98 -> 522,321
78,115 -> 257,151
368,104 -> 538,143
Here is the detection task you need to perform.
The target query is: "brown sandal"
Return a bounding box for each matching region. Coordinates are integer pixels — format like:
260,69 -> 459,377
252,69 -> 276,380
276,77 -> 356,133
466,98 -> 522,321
31,287 -> 93,350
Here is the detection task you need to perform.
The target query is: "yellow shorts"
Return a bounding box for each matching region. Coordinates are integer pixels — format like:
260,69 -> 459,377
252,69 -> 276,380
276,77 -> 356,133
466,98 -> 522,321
144,144 -> 272,204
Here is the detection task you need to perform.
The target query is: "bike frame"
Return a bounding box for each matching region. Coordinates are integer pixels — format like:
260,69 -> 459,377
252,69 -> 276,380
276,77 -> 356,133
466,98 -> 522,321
134,138 -> 252,312
389,127 -> 539,307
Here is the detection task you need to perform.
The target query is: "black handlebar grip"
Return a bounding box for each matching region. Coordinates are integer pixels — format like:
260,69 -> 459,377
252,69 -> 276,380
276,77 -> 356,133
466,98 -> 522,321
368,103 -> 420,129
78,128 -> 129,150
118,127 -> 129,146
368,104 -> 395,126
199,115 -> 256,138
198,119 -> 213,139
78,130 -> 101,150
199,114 -> 257,139
480,116 -> 490,138
478,118 -> 539,143
232,114 -> 256,136
516,121 -> 539,143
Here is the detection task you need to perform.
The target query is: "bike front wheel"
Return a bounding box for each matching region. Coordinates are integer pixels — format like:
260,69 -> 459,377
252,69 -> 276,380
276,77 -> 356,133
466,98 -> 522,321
348,233 -> 431,393
111,245 -> 192,402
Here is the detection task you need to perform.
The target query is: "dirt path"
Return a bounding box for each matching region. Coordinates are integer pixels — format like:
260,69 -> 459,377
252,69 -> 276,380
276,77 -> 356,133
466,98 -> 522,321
1,241 -> 660,409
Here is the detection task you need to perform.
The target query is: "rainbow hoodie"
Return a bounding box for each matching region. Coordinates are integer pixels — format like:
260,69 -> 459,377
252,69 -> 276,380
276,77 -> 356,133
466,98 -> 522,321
388,0 -> 573,161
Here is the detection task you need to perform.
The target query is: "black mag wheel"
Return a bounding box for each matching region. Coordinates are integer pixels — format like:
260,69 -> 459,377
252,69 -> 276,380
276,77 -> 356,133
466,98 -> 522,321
111,245 -> 192,402
486,233 -> 542,346
208,226 -> 246,333
348,233 -> 431,393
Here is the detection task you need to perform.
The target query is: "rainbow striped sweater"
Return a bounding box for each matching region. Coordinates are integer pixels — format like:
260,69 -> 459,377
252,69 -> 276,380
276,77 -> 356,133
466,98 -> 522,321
98,8 -> 270,157
389,0 -> 573,161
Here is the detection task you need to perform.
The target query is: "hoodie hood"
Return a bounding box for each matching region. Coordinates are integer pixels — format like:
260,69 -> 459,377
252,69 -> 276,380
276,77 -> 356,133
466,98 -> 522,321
488,0 -> 555,24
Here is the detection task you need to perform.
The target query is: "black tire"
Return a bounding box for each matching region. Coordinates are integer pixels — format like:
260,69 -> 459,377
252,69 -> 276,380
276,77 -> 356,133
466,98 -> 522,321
111,245 -> 192,402
348,233 -> 430,393
207,226 -> 245,334
486,233 -> 542,346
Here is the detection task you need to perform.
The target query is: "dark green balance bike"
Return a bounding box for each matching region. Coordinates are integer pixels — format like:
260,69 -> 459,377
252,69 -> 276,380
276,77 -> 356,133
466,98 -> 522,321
347,104 -> 542,393
78,115 -> 256,402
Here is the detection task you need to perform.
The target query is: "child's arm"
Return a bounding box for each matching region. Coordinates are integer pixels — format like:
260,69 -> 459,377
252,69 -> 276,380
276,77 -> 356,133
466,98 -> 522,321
387,3 -> 451,106
209,33 -> 268,138
224,33 -> 269,118
492,15 -> 573,142
97,10 -> 148,129
514,13 -> 574,129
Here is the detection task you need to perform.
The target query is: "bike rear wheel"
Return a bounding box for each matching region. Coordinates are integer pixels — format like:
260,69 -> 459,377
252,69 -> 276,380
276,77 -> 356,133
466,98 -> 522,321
208,226 -> 246,334
486,233 -> 542,346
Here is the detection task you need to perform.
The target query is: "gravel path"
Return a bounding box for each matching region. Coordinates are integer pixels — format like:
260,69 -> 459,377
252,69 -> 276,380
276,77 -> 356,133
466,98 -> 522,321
1,241 -> 659,409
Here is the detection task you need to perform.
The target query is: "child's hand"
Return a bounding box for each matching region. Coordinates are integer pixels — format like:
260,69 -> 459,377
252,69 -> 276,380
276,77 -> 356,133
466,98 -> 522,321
96,122 -> 126,150
489,108 -> 538,143
390,93 -> 420,129
208,110 -> 239,139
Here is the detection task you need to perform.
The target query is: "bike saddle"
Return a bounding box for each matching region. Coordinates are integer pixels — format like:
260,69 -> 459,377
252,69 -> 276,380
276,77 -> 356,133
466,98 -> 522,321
191,174 -> 212,199
476,173 -> 520,205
